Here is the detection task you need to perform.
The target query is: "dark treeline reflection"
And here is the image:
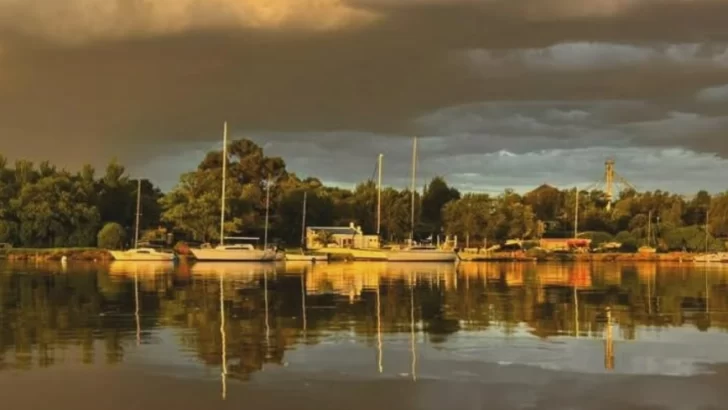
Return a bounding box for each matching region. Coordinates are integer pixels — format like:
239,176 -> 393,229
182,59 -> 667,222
0,261 -> 727,378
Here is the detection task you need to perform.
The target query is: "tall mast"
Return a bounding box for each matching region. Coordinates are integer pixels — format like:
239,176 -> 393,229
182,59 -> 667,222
134,178 -> 141,249
647,210 -> 652,247
301,191 -> 308,248
220,121 -> 228,246
705,210 -> 709,253
377,153 -> 383,237
574,187 -> 579,239
410,137 -> 417,243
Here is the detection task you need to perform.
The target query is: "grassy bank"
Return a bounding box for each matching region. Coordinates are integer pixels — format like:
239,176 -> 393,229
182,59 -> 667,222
463,251 -> 696,262
531,251 -> 693,262
0,247 -> 111,261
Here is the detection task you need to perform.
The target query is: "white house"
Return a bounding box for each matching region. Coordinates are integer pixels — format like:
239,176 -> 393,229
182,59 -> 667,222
306,222 -> 380,250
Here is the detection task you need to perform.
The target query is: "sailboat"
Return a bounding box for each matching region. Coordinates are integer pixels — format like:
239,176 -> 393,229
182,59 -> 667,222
637,210 -> 657,254
285,192 -> 329,262
109,179 -> 176,261
694,211 -> 728,262
383,137 -> 457,262
190,122 -> 277,262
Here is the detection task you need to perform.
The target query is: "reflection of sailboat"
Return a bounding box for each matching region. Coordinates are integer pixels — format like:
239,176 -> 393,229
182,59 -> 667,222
219,270 -> 228,400
409,271 -> 417,381
190,262 -> 281,277
376,281 -> 383,373
108,261 -> 172,275
110,180 -> 176,262
604,307 -> 614,370
134,270 -> 141,346
264,269 -> 271,360
301,270 -> 307,342
190,122 -> 277,262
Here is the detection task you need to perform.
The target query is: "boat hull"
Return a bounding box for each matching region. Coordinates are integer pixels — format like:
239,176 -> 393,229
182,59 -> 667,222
384,250 -> 458,262
190,248 -> 277,262
109,250 -> 175,261
694,253 -> 728,263
285,253 -> 329,262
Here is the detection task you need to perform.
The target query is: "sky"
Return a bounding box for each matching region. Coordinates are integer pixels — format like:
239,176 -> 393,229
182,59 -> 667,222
1,0 -> 728,194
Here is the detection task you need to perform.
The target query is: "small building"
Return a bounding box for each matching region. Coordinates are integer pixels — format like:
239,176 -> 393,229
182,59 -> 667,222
306,223 -> 380,250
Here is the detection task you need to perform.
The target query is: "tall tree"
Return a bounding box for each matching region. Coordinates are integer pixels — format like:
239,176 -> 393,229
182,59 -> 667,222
421,177 -> 460,233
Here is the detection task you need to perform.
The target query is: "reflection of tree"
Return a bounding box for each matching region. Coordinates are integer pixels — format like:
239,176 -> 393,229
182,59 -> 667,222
4,262 -> 728,378
0,266 -> 137,369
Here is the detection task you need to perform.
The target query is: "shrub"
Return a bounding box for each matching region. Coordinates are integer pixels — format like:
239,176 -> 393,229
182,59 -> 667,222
97,223 -> 126,250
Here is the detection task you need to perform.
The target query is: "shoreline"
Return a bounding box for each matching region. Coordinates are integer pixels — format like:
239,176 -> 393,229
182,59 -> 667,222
0,248 -> 111,261
0,248 -> 701,264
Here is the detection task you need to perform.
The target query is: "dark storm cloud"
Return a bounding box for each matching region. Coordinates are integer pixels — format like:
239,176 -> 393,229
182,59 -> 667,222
1,0 -> 728,186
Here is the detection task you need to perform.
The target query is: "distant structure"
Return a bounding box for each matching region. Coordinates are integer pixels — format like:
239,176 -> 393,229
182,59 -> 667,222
585,158 -> 636,211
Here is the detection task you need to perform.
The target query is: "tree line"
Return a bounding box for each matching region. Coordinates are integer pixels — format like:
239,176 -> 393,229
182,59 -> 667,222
0,138 -> 726,252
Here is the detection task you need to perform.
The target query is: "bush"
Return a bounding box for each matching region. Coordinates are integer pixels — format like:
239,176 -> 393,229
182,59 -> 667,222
615,231 -> 638,252
580,231 -> 613,248
97,223 -> 126,250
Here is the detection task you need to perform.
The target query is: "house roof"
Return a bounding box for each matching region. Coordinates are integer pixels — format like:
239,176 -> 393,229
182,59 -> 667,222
527,184 -> 559,195
307,226 -> 358,235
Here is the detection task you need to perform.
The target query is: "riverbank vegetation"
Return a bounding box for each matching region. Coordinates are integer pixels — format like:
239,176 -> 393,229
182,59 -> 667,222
0,139 -> 726,252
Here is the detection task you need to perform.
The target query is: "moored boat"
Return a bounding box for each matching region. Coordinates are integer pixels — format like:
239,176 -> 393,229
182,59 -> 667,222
190,243 -> 277,262
694,252 -> 728,263
110,247 -> 176,261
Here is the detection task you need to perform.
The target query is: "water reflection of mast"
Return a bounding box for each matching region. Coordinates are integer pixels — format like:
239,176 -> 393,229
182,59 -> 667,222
410,272 -> 416,381
219,271 -> 228,400
604,307 -> 614,370
376,280 -> 383,373
301,270 -> 307,341
647,269 -> 652,316
573,285 -> 579,338
705,266 -> 709,315
134,269 -> 141,346
264,269 -> 270,359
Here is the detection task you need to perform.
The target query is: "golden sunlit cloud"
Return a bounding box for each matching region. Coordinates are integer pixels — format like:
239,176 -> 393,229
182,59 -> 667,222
0,0 -> 379,44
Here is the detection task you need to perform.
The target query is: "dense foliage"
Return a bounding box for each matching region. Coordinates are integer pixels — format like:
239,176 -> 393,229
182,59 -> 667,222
0,156 -> 161,248
1,139 -> 727,251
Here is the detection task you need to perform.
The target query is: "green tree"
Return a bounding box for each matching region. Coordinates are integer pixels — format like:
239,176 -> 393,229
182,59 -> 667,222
97,222 -> 126,249
421,177 -> 460,233
442,194 -> 491,247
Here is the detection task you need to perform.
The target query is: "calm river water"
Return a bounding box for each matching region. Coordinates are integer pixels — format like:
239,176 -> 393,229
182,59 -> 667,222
1,260 -> 728,409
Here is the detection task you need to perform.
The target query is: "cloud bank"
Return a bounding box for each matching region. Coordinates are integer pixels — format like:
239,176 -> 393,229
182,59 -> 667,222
1,0 -> 727,192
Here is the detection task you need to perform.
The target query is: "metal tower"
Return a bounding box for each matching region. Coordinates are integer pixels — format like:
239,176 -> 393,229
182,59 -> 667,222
605,159 -> 615,211
585,158 -> 636,211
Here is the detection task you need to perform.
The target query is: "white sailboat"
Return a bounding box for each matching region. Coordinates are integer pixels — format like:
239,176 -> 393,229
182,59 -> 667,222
110,179 -> 176,262
190,122 -> 277,262
384,137 -> 457,262
695,211 -> 728,262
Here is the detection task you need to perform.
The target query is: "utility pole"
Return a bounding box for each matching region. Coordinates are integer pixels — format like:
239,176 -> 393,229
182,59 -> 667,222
647,210 -> 652,247
377,153 -> 383,237
705,210 -> 710,254
134,178 -> 141,249
264,175 -> 271,249
301,191 -> 307,248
